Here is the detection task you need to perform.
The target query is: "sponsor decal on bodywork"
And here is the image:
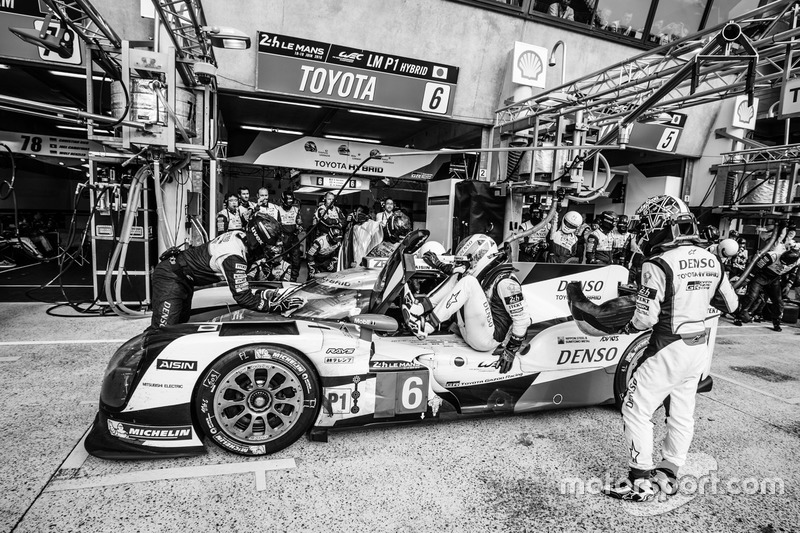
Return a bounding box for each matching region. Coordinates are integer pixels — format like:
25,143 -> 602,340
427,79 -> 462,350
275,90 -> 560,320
557,347 -> 619,365
324,356 -> 354,364
107,420 -> 193,441
157,359 -> 198,371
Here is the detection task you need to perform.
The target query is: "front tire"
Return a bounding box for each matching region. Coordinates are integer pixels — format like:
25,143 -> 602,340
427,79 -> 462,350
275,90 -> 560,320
612,333 -> 650,410
194,344 -> 321,456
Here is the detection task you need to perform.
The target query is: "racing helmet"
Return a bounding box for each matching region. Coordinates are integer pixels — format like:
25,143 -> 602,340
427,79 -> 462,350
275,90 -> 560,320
352,205 -> 370,224
716,238 -> 739,260
616,214 -> 629,233
598,211 -> 617,233
701,224 -> 720,243
630,195 -> 699,256
455,234 -> 499,278
561,211 -> 583,234
326,224 -> 344,244
780,248 -> 800,265
416,240 -> 446,258
281,190 -> 295,210
246,213 -> 280,254
386,211 -> 411,243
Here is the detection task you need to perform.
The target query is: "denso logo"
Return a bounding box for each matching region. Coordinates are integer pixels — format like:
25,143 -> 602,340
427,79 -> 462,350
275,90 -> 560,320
678,258 -> 716,270
157,359 -> 197,371
557,280 -> 604,292
557,347 -> 618,365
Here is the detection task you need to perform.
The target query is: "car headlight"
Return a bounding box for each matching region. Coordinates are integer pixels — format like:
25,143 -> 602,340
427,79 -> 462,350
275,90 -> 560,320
100,333 -> 146,409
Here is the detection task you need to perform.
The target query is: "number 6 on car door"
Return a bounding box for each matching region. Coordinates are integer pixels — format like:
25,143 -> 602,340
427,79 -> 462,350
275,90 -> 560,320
374,370 -> 429,418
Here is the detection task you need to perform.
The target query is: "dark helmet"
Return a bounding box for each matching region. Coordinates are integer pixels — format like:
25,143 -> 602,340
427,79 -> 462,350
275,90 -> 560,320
598,211 -> 617,233
386,211 -> 411,243
281,190 -> 295,210
701,224 -> 720,243
326,224 -> 344,244
353,205 -> 370,224
631,195 -> 699,256
780,248 -> 800,265
246,213 -> 280,254
616,214 -> 629,233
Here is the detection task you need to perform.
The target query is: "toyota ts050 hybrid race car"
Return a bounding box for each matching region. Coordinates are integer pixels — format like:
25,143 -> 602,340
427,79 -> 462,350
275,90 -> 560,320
85,230 -> 721,459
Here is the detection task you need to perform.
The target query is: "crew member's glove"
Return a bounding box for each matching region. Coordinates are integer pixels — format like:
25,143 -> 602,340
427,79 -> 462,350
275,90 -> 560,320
422,251 -> 466,276
276,296 -> 306,313
618,321 -> 640,335
494,333 -> 525,374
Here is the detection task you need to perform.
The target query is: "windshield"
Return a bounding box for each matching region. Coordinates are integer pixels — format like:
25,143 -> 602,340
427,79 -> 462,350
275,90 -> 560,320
280,267 -> 379,320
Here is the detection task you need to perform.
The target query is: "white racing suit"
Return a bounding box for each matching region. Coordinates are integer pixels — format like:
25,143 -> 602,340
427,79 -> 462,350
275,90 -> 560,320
427,269 -> 532,352
622,244 -> 737,477
586,229 -> 615,264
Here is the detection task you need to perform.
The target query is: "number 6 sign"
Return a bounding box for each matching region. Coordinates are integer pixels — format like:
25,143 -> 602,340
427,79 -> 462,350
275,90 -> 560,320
422,83 -> 451,115
374,370 -> 429,418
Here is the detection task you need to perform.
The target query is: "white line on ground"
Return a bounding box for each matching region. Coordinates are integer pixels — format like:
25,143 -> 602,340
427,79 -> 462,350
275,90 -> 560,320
43,458 -> 297,492
711,373 -> 800,404
0,357 -> 21,362
0,339 -> 127,346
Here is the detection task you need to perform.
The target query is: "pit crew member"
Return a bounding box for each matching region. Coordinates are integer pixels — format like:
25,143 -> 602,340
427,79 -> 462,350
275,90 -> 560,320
216,193 -> 247,234
585,211 -> 616,265
611,214 -> 632,265
237,187 -> 257,221
150,213 -> 304,330
402,234 -> 532,374
603,195 -> 738,502
366,211 -> 412,258
548,210 -> 582,263
307,223 -> 344,276
276,190 -> 303,282
734,248 -> 800,331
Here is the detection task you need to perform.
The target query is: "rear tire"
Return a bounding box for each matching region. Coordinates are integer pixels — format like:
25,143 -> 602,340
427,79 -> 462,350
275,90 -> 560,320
194,344 -> 321,456
612,333 -> 650,410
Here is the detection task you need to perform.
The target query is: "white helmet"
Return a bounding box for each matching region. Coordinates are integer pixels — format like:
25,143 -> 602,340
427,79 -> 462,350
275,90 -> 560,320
716,238 -> 739,260
416,240 -> 446,258
455,234 -> 498,278
561,211 -> 583,234
631,195 -> 699,256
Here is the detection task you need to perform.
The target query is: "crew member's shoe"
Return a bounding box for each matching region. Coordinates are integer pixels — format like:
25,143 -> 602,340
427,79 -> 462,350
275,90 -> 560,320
402,306 -> 433,340
773,323 -> 782,332
0,259 -> 16,269
733,318 -> 743,326
602,476 -> 656,502
651,467 -> 679,496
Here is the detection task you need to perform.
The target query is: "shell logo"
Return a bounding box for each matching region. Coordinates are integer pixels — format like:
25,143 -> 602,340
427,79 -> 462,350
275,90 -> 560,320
517,50 -> 544,82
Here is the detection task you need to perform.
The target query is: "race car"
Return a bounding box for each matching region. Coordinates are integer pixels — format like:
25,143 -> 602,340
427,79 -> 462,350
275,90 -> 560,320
85,230 -> 721,459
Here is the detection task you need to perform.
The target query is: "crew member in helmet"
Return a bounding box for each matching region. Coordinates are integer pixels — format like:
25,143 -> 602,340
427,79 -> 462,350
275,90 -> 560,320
734,248 -> 800,331
707,238 -> 739,265
611,214 -> 632,266
366,211 -> 412,258
216,193 -> 248,234
548,210 -> 582,263
585,211 -> 617,264
307,223 -> 344,276
276,190 -> 303,282
149,213 -> 305,330
730,237 -> 749,278
603,195 -> 737,502
700,224 -> 720,245
402,234 -> 532,374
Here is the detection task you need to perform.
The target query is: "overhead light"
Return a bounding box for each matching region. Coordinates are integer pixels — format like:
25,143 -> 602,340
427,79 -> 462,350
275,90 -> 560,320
324,134 -> 381,144
349,109 -> 421,122
56,125 -> 113,135
49,70 -> 110,82
202,26 -> 251,50
58,161 -> 64,165
0,64 -> 9,70
294,186 -> 322,194
240,125 -> 304,135
239,95 -> 321,109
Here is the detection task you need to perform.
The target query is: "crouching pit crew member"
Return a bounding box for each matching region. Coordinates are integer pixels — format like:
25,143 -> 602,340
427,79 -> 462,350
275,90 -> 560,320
604,195 -> 738,502
307,223 -> 344,276
402,234 -> 532,374
149,213 -> 305,330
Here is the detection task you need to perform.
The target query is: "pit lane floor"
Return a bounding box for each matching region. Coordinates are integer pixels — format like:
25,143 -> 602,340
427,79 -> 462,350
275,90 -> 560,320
1,303 -> 798,533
